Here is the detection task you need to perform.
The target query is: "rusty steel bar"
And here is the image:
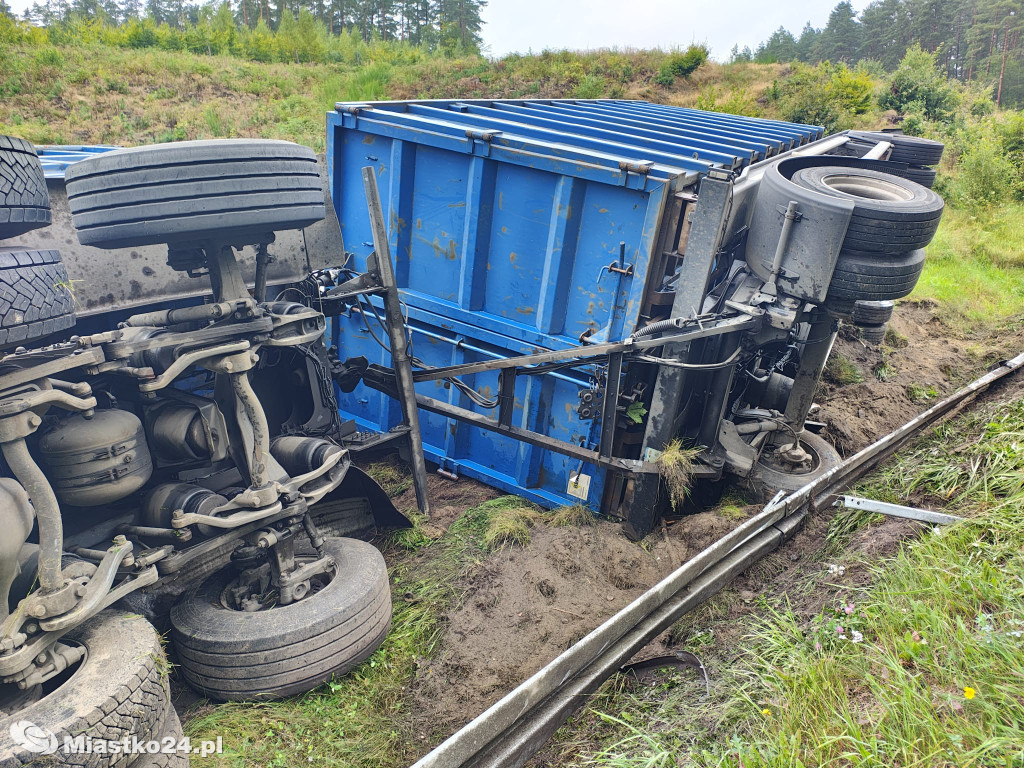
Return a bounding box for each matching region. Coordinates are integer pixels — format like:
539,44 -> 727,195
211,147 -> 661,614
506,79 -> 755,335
361,166 -> 432,519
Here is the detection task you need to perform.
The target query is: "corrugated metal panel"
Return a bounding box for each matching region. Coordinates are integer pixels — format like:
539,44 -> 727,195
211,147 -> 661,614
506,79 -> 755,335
35,145 -> 119,179
326,99 -> 823,509
327,99 -> 820,350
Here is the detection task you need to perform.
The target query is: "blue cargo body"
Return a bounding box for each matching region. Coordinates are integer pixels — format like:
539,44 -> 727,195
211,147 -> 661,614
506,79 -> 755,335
326,100 -> 823,508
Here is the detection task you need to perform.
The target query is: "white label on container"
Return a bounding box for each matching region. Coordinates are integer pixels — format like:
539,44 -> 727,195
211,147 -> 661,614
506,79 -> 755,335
644,447 -> 663,463
567,472 -> 591,500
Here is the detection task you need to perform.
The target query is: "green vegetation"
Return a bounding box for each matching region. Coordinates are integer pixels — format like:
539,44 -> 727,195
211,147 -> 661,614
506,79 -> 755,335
550,504 -> 597,528
751,0 -> 1024,108
654,44 -> 709,86
480,497 -> 541,550
823,352 -> 863,386
4,0 -> 486,58
546,396 -> 1024,766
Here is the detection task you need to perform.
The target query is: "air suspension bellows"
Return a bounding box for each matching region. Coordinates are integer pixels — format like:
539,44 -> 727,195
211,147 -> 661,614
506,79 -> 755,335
270,435 -> 336,477
36,409 -> 153,507
142,483 -> 228,533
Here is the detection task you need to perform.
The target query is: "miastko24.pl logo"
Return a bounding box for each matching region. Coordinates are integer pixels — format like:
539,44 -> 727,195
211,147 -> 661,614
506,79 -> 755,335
9,720 -> 223,757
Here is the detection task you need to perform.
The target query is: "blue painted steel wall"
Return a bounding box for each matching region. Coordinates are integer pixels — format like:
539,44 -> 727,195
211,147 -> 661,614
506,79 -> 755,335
329,305 -> 606,508
326,99 -> 822,510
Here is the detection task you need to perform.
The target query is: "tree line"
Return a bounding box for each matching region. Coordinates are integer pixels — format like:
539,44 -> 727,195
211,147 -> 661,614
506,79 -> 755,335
741,0 -> 1023,107
1,0 -> 486,51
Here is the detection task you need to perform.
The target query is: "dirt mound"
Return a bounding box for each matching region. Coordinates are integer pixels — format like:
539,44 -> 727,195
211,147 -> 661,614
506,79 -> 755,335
407,521 -> 674,739
820,303 -> 1024,453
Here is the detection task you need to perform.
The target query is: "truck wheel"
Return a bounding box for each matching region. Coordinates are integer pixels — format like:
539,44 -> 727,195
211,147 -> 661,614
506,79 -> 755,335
791,166 -> 944,254
131,706 -> 188,768
0,611 -> 171,768
0,136 -> 50,241
170,537 -> 391,701
849,131 -> 944,166
852,300 -> 895,326
65,139 -> 325,249
827,248 -> 925,302
745,432 -> 841,502
0,248 -> 76,351
898,166 -> 937,189
860,324 -> 887,345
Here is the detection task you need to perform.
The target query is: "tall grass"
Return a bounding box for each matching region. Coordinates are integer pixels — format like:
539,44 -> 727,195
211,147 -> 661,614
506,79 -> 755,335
912,205 -> 1024,328
555,394 -> 1024,767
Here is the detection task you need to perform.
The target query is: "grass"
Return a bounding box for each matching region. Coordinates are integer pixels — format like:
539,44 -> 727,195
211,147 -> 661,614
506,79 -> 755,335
481,498 -> 541,549
544,392 -> 1024,767
912,204 -> 1024,329
551,504 -> 598,527
655,439 -> 703,510
823,351 -> 864,386
0,42 -> 788,151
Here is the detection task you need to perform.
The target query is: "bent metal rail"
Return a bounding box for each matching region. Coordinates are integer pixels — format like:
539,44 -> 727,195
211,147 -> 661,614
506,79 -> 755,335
410,350 -> 1024,768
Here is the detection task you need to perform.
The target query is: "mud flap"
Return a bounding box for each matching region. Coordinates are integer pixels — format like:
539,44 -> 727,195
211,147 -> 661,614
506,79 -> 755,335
309,466 -> 412,538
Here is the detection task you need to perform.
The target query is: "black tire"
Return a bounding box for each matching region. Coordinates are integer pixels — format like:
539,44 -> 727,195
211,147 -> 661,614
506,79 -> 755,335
0,610 -> 171,768
899,166 -> 937,189
852,300 -> 894,325
849,131 -> 945,166
0,248 -> 76,351
828,248 -> 926,302
860,324 -> 887,345
791,166 -> 944,254
0,136 -> 50,241
745,431 -> 842,503
170,537 -> 391,701
65,140 -> 325,250
130,706 -> 188,768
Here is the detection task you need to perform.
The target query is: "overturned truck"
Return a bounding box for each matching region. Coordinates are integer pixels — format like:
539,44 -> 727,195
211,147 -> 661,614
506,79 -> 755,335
0,101 -> 943,761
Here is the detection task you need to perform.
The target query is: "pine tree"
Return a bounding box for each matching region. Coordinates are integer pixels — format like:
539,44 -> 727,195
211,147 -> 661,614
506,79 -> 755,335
818,1 -> 862,63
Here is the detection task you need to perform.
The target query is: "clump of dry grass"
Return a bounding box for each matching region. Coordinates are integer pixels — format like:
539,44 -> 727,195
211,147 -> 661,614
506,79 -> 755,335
550,504 -> 597,527
656,439 -> 702,510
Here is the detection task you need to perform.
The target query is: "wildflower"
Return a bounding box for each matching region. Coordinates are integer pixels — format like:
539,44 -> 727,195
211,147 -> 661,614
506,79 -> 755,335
762,708 -> 772,717
826,563 -> 846,576
964,687 -> 976,700
836,625 -> 845,635
814,642 -> 822,652
851,630 -> 864,643
844,603 -> 855,615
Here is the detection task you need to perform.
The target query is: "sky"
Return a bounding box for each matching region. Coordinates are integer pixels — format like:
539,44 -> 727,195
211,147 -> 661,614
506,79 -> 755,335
480,0 -> 873,60
4,0 -> 872,61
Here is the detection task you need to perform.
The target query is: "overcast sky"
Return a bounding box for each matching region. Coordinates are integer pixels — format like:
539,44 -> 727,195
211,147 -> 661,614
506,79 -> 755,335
481,0 -> 872,60
4,0 -> 871,60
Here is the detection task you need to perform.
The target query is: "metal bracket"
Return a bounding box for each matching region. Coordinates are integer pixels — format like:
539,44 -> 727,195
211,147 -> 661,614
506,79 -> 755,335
837,495 -> 963,526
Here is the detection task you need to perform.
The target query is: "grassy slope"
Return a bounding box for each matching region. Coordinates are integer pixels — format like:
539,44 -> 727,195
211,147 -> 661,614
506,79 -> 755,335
0,43 -> 785,150
560,396 -> 1024,767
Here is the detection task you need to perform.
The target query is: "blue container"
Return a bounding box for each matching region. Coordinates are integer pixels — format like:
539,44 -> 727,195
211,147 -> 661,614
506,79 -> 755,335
326,99 -> 822,510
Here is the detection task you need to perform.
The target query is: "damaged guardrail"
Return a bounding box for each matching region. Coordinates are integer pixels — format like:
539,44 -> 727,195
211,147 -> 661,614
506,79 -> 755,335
411,350 -> 1024,768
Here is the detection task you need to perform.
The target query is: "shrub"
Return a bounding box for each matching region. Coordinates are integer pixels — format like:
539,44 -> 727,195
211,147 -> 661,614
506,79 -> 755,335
879,45 -> 959,120
949,133 -> 1014,209
773,61 -> 874,132
656,43 -> 708,85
